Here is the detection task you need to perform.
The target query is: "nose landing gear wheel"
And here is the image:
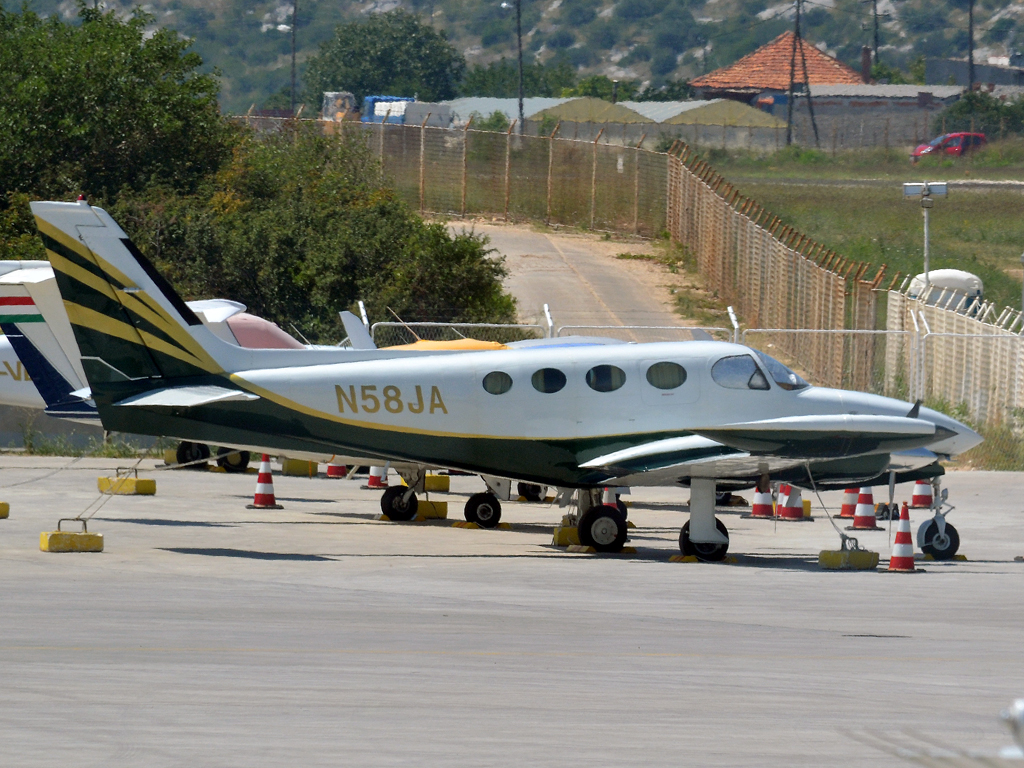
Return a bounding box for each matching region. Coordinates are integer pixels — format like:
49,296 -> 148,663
176,441 -> 210,468
465,492 -> 502,528
517,482 -> 546,502
216,447 -> 250,473
380,487 -> 418,521
919,519 -> 960,560
679,519 -> 730,562
577,504 -> 628,553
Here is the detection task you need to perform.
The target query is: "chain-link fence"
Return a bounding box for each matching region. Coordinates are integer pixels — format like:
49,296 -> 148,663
664,142 -> 890,389
324,121 -> 669,237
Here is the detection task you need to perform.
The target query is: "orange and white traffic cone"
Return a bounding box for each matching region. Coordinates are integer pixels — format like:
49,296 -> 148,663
888,502 -> 916,572
326,457 -> 348,478
910,480 -> 933,509
852,487 -> 881,530
839,488 -> 858,518
750,489 -> 774,518
365,466 -> 388,489
247,454 -> 283,509
778,485 -> 805,520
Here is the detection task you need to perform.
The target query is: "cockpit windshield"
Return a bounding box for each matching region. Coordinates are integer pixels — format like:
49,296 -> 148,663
754,351 -> 810,391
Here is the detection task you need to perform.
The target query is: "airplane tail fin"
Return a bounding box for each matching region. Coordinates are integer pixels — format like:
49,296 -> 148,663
30,201 -> 224,399
1,324 -> 97,421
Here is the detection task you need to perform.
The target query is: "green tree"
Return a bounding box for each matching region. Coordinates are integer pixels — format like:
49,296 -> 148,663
460,59 -> 577,97
469,111 -> 511,132
560,75 -> 639,102
871,62 -> 908,84
0,4 -> 233,201
634,79 -> 692,101
303,11 -> 465,107
111,124 -> 516,341
936,90 -> 1024,135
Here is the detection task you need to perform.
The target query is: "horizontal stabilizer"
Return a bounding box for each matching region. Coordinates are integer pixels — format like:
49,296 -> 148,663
114,385 -> 260,408
692,414 -> 945,459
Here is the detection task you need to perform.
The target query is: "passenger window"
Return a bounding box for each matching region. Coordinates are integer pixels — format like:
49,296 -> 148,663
531,368 -> 567,393
482,371 -> 513,395
646,362 -> 687,390
711,355 -> 770,390
586,365 -> 626,392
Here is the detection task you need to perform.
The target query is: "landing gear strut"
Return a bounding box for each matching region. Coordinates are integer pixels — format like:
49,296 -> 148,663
681,477 -> 730,562
916,478 -> 960,560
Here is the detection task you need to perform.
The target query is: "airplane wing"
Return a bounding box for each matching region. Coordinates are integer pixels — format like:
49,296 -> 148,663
578,435 -> 808,484
690,414 -> 947,459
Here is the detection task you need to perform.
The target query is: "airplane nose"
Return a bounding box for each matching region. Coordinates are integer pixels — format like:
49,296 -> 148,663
919,405 -> 983,456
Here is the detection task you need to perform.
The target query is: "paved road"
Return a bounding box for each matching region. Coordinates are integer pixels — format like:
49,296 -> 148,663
0,458 -> 1022,766
450,223 -> 696,339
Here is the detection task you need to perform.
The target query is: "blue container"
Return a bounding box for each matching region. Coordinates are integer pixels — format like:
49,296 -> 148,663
361,96 -> 415,123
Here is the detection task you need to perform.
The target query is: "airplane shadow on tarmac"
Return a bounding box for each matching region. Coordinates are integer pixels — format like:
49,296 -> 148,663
159,547 -> 334,561
94,517 -> 234,527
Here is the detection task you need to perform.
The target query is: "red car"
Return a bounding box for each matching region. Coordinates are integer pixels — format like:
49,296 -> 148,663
911,132 -> 986,161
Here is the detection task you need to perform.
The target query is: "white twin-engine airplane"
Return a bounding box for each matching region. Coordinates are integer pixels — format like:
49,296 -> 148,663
32,200 -> 983,558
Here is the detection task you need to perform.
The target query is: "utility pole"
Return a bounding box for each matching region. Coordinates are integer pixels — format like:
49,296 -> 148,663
786,0 -> 820,147
516,0 -> 524,135
290,0 -> 298,114
871,0 -> 879,63
968,0 -> 975,90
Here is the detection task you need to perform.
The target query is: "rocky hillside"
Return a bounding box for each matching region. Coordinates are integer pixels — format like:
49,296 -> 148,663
5,0 -> 1021,113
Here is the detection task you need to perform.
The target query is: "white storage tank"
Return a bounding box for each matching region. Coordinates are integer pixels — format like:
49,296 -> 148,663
908,269 -> 983,310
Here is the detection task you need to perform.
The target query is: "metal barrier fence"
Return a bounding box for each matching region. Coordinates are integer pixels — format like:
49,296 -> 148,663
370,321 -> 546,347
887,291 -> 1024,424
556,325 -> 733,343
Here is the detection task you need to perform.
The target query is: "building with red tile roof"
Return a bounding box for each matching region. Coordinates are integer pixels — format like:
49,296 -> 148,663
691,32 -> 865,100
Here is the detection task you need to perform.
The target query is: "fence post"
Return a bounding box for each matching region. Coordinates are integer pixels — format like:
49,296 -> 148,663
590,127 -> 605,230
546,121 -> 559,224
418,115 -> 430,214
633,133 -> 645,236
504,120 -> 516,222
461,118 -> 472,217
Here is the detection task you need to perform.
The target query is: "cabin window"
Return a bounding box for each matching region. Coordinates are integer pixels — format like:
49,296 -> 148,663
711,355 -> 770,391
482,371 -> 513,395
586,365 -> 626,392
532,368 -> 567,393
646,362 -> 687,390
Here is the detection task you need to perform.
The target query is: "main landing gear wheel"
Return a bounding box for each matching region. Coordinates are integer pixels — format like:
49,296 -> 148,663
679,519 -> 730,562
517,482 -> 546,502
578,504 -> 628,553
380,487 -> 418,521
465,492 -> 502,528
176,441 -> 210,468
919,519 -> 960,560
216,447 -> 250,473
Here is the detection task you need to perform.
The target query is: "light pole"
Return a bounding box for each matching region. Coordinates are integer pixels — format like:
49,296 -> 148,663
1020,252 -> 1024,313
903,181 -> 948,297
500,0 -> 525,134
516,0 -> 523,133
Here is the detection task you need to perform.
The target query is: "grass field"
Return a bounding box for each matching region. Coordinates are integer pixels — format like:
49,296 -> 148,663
709,139 -> 1024,182
692,142 -> 1024,314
